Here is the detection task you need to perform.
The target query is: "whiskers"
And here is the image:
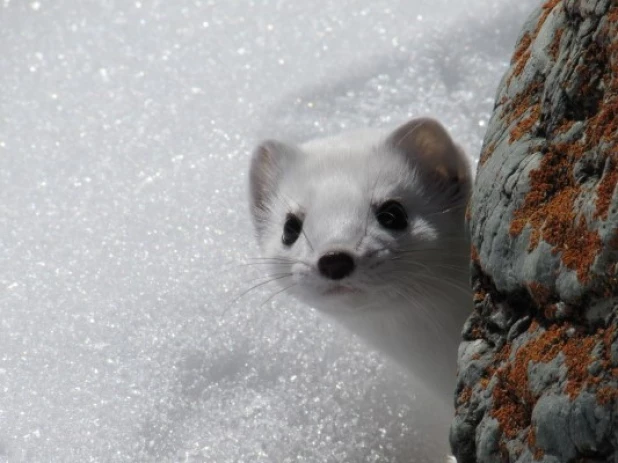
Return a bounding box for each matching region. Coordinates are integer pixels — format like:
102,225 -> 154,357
373,266 -> 469,348
390,269 -> 470,295
383,248 -> 471,293
242,272 -> 294,291
392,233 -> 472,260
213,255 -> 303,329
239,256 -> 303,266
422,202 -> 469,219
369,240 -> 472,340
372,271 -> 450,345
388,254 -> 471,275
199,252 -> 304,342
259,280 -> 298,307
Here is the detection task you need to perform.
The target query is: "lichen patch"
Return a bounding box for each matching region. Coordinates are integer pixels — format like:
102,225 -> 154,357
508,3 -> 617,284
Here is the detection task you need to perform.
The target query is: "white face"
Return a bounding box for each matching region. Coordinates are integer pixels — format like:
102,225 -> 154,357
254,139 -> 469,317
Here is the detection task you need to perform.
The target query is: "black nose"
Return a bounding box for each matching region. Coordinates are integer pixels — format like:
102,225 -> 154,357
317,252 -> 355,280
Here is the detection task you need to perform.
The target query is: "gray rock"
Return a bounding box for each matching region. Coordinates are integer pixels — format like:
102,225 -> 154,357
453,0 -> 618,461
533,393 -> 614,460
527,353 -> 567,397
475,416 -> 503,463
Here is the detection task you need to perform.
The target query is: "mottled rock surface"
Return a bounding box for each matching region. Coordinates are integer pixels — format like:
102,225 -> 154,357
453,0 -> 618,461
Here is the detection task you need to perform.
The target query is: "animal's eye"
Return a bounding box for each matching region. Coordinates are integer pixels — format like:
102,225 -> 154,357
375,200 -> 408,230
282,213 -> 303,246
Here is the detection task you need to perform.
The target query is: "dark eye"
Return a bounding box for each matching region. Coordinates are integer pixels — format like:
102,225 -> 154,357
282,213 -> 303,246
375,200 -> 408,230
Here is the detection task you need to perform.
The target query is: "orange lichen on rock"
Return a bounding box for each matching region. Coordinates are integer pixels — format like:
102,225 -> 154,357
561,331 -> 598,398
586,5 -> 618,150
505,81 -> 543,128
527,281 -> 552,307
491,321 -> 607,440
594,159 -> 618,221
478,142 -> 496,167
509,143 -> 577,242
458,387 -> 473,406
470,325 -> 485,340
528,427 -> 545,460
557,216 -> 603,283
508,141 -> 604,281
511,33 -> 532,66
510,104 -> 541,143
535,0 -> 562,35
488,320 -> 618,455
508,6 -> 618,284
549,28 -> 564,60
594,325 -> 618,404
597,386 -> 618,405
602,324 -> 616,354
491,322 -> 541,439
471,245 -> 479,264
554,118 -> 575,136
586,79 -> 618,147
509,33 -> 533,84
507,0 -> 563,87
458,3 -> 618,462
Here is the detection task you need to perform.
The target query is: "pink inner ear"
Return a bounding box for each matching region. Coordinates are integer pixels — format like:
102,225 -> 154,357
249,142 -> 278,217
249,139 -> 301,219
386,118 -> 469,182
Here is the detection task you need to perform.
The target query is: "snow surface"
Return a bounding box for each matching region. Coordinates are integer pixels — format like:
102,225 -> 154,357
1,0 -> 536,461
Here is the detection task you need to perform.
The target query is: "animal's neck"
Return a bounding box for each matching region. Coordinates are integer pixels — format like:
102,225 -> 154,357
328,277 -> 471,402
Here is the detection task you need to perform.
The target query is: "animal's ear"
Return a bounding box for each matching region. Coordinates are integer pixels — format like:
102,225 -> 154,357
249,139 -> 299,229
385,117 -> 470,186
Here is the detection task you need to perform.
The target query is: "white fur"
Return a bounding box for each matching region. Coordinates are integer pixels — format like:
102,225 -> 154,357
250,119 -> 471,462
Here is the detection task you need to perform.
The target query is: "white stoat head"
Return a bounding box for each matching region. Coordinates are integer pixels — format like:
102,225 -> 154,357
248,117 -> 472,316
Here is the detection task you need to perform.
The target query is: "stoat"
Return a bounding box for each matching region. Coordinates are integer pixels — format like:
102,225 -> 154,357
248,118 -> 472,462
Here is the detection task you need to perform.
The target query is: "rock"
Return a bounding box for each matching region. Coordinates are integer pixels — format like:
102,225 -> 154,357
453,0 -> 618,461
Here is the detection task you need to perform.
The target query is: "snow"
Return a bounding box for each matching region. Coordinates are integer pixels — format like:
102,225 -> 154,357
0,0 -> 536,461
